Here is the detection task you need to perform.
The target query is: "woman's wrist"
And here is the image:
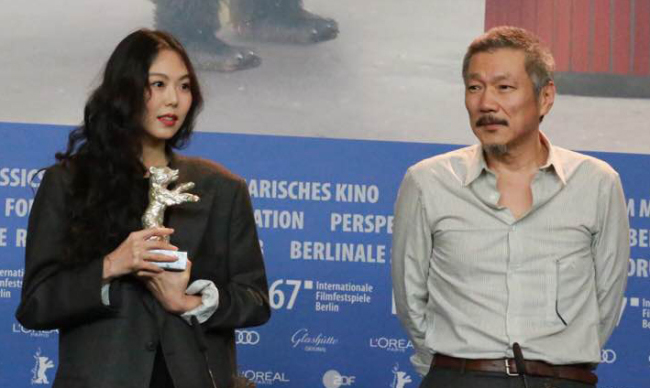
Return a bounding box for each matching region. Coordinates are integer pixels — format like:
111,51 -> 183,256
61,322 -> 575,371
102,254 -> 115,282
172,294 -> 202,314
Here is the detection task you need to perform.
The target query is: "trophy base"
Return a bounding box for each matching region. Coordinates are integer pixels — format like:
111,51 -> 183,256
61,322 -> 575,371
150,250 -> 187,271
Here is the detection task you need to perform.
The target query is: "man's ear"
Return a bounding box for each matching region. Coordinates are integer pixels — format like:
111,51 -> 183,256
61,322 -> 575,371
539,81 -> 556,118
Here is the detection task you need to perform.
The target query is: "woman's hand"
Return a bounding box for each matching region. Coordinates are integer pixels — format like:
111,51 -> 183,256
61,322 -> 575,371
139,260 -> 202,314
102,228 -> 178,281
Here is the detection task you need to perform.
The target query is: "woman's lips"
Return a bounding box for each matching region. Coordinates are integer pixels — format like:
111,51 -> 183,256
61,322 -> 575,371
158,114 -> 178,127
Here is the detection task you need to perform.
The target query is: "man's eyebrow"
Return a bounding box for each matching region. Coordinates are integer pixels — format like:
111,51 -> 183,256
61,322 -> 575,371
466,73 -> 514,82
492,73 -> 514,82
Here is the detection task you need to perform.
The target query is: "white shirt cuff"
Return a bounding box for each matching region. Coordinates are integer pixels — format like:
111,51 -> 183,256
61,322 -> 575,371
180,280 -> 220,324
101,282 -> 111,306
411,351 -> 433,377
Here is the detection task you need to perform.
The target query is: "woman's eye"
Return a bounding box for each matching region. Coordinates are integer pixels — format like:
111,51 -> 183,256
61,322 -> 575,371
181,83 -> 191,91
151,81 -> 164,88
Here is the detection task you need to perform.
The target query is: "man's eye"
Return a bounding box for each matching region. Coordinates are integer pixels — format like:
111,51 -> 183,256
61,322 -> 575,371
467,85 -> 481,92
498,84 -> 514,90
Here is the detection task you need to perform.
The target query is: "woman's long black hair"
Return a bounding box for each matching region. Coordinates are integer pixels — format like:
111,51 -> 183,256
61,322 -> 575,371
56,29 -> 203,264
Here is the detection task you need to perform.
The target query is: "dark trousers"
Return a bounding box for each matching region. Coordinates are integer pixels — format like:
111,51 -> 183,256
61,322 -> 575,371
420,366 -> 596,388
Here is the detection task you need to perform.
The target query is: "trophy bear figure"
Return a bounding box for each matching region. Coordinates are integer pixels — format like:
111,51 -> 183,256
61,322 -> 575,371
142,166 -> 200,241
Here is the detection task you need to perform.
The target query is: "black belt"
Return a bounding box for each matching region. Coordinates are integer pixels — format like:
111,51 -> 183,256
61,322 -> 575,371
432,354 -> 597,385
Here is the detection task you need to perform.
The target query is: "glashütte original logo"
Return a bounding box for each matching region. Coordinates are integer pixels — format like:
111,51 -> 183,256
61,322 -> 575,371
291,328 -> 338,352
31,348 -> 55,385
235,330 -> 260,345
369,337 -> 413,352
240,370 -> 290,385
322,370 -> 356,388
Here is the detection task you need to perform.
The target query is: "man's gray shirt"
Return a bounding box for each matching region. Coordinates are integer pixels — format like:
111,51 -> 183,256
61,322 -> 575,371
391,136 -> 629,376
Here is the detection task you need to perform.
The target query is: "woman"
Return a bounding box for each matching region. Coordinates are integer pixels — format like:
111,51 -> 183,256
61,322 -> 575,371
16,29 -> 270,388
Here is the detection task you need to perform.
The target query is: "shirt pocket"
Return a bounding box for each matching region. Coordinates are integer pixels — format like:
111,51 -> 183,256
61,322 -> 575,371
550,255 -> 594,326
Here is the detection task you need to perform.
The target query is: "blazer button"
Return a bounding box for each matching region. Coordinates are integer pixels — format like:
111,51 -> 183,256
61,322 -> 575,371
145,341 -> 156,351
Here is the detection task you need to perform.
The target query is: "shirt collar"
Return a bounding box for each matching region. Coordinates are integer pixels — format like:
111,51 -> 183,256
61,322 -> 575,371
463,145 -> 488,186
463,131 -> 566,186
538,132 -> 567,184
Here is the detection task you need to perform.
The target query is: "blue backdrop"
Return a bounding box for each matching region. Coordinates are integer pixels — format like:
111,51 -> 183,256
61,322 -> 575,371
0,122 -> 648,388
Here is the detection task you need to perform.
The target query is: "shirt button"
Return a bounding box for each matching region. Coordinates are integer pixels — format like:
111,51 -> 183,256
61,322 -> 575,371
145,341 -> 156,351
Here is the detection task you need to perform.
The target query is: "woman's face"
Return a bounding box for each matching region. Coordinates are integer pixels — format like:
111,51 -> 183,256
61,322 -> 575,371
142,49 -> 193,145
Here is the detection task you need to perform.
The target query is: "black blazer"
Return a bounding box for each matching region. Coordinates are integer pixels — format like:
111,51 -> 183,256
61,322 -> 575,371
16,155 -> 271,388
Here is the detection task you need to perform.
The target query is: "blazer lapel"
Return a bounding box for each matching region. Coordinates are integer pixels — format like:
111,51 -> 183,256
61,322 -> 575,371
165,155 -> 215,260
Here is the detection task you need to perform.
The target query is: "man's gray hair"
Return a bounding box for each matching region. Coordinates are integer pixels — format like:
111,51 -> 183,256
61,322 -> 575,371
462,26 -> 555,97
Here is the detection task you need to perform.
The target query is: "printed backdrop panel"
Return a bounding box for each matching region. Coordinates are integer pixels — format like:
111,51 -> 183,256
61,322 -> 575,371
0,122 -> 648,388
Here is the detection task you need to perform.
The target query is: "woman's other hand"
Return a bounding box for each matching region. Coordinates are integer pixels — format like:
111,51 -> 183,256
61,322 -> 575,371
139,260 -> 202,314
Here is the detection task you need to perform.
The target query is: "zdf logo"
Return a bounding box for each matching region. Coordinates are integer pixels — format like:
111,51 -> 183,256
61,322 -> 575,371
235,330 -> 260,345
322,370 -> 356,388
601,349 -> 617,364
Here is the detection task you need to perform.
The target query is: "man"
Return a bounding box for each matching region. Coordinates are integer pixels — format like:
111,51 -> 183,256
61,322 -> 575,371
391,26 -> 629,388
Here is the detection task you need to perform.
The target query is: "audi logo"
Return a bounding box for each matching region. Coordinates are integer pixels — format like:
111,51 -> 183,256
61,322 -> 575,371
236,330 -> 260,345
601,349 -> 617,364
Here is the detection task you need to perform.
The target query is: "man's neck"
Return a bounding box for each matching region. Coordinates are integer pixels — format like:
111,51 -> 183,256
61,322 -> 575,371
485,132 -> 548,175
486,131 -> 549,219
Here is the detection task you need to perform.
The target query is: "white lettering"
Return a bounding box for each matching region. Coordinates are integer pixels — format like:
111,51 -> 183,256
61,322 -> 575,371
290,241 -> 386,264
5,198 -> 34,217
0,168 -> 43,188
254,209 -> 304,229
290,241 -> 302,259
241,370 -> 290,384
629,258 -> 649,278
629,229 -> 650,247
330,213 -> 393,234
247,179 -> 332,201
315,301 -> 340,312
291,328 -> 338,348
627,198 -> 635,217
369,337 -> 414,352
15,228 -> 26,248
641,199 -> 650,217
335,183 -> 379,203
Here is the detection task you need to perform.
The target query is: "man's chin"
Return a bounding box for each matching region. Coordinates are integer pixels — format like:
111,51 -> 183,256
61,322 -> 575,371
482,143 -> 509,156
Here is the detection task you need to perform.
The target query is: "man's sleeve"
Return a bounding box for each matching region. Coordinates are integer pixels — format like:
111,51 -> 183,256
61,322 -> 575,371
593,172 -> 629,347
391,168 -> 434,376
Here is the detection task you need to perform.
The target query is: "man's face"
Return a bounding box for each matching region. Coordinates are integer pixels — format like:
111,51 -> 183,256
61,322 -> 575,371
464,48 -> 554,154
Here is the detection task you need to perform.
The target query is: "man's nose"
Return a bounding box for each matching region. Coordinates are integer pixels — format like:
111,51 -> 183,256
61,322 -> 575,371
478,88 -> 498,112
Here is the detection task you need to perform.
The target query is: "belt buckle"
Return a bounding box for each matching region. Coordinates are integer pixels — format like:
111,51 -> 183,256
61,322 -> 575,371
504,359 -> 518,376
